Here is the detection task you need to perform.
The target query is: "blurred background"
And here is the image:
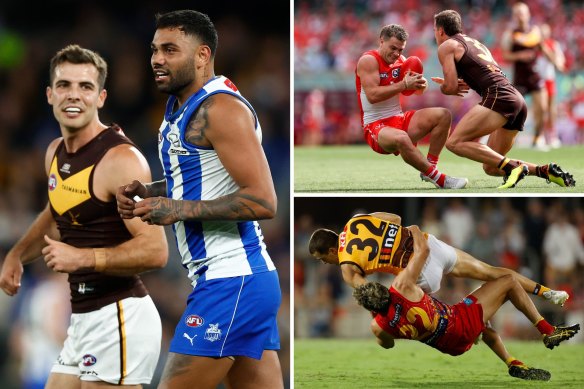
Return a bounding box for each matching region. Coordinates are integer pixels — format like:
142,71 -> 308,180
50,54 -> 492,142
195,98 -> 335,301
294,0 -> 584,148
295,197 -> 584,343
0,1 -> 290,388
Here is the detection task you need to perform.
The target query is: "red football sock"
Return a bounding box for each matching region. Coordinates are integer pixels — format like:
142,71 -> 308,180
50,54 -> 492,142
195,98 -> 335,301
534,317 -> 554,336
423,165 -> 446,187
427,153 -> 439,166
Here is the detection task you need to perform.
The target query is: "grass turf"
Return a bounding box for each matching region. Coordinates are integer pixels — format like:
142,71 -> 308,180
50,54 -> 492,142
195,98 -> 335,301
294,145 -> 583,193
294,338 -> 584,388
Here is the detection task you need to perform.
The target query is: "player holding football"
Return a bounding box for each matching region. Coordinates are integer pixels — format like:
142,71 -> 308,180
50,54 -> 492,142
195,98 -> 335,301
353,226 -> 579,381
356,24 -> 468,189
309,212 -> 570,380
432,9 -> 575,189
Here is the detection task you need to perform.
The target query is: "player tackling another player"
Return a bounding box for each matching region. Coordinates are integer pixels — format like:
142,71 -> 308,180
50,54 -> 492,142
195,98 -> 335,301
354,246 -> 579,380
432,9 -> 575,189
355,24 -> 468,189
309,211 -> 573,380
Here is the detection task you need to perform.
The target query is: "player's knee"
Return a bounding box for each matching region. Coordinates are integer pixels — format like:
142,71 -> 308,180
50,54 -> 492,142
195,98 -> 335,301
496,273 -> 518,289
392,132 -> 414,152
438,108 -> 452,124
445,136 -> 459,154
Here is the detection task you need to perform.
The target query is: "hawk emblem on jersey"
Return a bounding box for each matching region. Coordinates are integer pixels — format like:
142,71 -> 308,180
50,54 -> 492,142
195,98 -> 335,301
204,323 -> 222,342
48,158 -> 93,215
224,78 -> 238,92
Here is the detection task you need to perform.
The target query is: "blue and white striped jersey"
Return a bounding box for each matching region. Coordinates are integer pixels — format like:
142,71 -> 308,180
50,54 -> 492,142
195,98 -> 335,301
157,76 -> 276,283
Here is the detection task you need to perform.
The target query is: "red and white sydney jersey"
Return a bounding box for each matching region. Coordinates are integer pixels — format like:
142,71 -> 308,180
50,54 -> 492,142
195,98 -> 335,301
355,50 -> 405,126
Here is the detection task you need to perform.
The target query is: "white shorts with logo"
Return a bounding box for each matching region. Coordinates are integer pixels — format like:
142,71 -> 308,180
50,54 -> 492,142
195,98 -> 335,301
416,234 -> 458,294
51,295 -> 161,384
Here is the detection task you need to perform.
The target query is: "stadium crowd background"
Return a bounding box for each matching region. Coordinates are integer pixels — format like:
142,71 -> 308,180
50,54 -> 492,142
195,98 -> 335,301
0,1 -> 290,388
294,0 -> 584,147
295,197 -> 584,343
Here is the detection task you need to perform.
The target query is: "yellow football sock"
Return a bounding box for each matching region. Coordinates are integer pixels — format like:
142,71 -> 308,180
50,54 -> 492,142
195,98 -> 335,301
534,283 -> 551,296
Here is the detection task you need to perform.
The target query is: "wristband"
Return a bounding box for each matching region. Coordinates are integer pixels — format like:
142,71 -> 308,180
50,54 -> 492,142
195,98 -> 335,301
93,248 -> 107,272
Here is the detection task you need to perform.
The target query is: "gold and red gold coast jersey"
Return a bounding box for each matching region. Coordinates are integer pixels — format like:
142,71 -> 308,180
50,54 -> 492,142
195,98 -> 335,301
337,214 -> 426,275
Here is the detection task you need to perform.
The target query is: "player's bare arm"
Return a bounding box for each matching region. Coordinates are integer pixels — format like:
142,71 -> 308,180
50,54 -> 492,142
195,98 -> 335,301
341,263 -> 367,288
133,93 -> 277,225
437,41 -> 463,96
43,143 -> 168,275
357,55 -> 409,103
392,225 -> 429,300
0,138 -> 63,296
117,178 -> 167,218
371,321 -> 395,349
369,212 -> 401,225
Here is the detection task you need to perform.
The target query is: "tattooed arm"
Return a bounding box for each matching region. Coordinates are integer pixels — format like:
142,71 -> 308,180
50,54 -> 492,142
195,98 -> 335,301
133,94 -> 277,225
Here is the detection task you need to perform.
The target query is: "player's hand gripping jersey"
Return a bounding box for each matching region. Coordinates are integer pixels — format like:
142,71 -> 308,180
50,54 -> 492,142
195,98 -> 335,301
338,214 -> 427,275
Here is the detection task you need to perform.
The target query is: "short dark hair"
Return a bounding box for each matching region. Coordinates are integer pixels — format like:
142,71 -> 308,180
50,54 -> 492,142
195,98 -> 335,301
434,10 -> 463,36
49,44 -> 107,89
155,10 -> 218,56
353,282 -> 391,314
308,228 -> 339,256
379,24 -> 408,42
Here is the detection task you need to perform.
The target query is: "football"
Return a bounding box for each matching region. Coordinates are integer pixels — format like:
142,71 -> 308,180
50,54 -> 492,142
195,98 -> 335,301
401,56 -> 423,96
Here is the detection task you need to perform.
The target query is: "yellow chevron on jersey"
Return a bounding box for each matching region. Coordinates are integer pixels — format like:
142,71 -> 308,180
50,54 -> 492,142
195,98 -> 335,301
48,157 -> 93,215
337,214 -> 409,275
513,28 -> 541,48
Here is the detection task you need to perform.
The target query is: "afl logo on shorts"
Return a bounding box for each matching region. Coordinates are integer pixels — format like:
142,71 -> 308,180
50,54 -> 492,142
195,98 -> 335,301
48,174 -> 57,191
82,354 -> 97,366
186,315 -> 204,327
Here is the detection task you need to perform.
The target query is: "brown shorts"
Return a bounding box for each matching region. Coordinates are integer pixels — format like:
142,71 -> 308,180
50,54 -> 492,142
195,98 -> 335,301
480,83 -> 527,131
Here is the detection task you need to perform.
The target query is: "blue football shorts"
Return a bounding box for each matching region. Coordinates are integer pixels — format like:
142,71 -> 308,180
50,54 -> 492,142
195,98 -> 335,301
169,270 -> 281,360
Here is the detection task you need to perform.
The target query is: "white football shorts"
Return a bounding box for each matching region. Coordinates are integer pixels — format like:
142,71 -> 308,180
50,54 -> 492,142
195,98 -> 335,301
51,295 -> 161,384
416,234 -> 458,294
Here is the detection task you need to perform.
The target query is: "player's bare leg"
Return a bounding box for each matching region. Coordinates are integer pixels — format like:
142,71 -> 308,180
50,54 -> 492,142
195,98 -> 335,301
46,373 -> 144,389
157,353 -> 233,389
408,107 -> 451,158
471,274 -> 579,349
377,127 -> 429,172
482,325 -> 551,381
45,373 -> 81,389
530,89 -> 548,149
451,248 -> 569,306
223,350 -> 284,389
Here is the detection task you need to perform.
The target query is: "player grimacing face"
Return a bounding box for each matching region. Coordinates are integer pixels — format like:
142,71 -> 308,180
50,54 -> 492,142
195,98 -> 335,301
379,36 -> 406,64
151,27 -> 199,99
46,62 -> 105,134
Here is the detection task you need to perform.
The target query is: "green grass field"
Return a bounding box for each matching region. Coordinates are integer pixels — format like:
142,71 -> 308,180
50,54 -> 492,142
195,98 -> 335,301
294,145 -> 583,193
295,338 -> 584,388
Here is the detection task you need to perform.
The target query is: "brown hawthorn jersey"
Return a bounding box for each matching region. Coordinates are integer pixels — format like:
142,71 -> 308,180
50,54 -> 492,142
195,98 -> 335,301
48,125 -> 147,313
